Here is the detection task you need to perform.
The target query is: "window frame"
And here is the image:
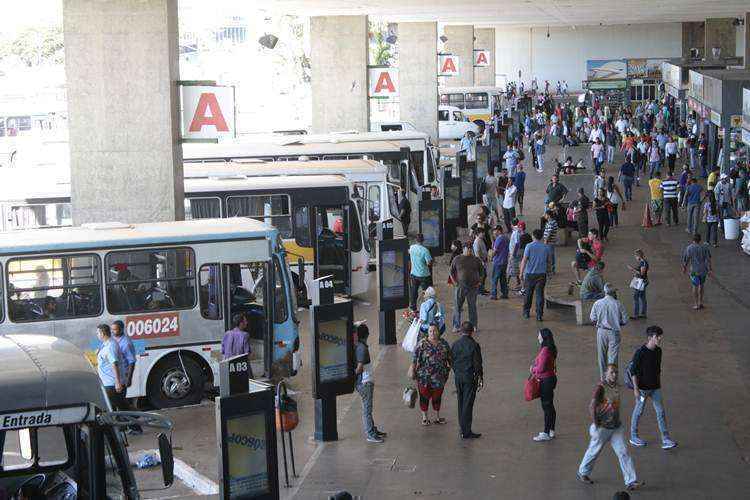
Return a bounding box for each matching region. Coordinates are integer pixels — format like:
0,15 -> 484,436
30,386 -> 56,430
465,92 -> 489,110
226,193 -> 293,238
272,257 -> 288,324
184,196 -> 222,220
6,253 -> 104,324
103,246 -> 197,315
293,205 -> 312,248
198,263 -> 222,320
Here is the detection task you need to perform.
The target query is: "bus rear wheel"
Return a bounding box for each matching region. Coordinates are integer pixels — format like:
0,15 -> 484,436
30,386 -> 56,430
148,355 -> 204,409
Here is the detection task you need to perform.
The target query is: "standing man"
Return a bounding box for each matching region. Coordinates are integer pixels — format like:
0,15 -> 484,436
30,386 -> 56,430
629,325 -> 677,450
681,233 -> 712,310
520,229 -> 554,321
450,244 -> 485,333
660,171 -> 679,226
96,324 -> 126,413
542,209 -> 558,246
618,157 -> 636,202
490,225 -> 510,300
684,177 -> 703,234
577,364 -> 643,491
398,188 -> 412,235
590,284 -> 628,379
502,178 -> 518,232
571,188 -> 591,238
648,172 -> 664,226
483,167 -> 500,221
111,320 -> 142,434
591,138 -> 605,175
451,321 -> 483,439
354,324 -> 386,443
503,144 -> 520,179
545,174 -> 569,206
221,313 -> 251,361
514,164 -> 527,215
408,233 -> 433,313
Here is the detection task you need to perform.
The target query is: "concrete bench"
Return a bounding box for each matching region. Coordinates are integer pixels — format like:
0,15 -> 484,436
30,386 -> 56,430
545,294 -> 594,325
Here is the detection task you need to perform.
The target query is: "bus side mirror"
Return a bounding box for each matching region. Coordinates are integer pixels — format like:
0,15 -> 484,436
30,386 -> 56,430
158,433 -> 174,487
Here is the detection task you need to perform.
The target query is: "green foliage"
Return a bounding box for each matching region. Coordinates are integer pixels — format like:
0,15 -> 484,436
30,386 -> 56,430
0,27 -> 65,67
369,22 -> 393,67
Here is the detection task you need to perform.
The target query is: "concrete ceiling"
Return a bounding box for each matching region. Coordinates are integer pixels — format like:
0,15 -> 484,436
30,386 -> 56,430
267,1 -> 749,27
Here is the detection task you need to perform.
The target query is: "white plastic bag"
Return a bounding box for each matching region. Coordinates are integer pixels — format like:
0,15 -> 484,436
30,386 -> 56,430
401,319 -> 421,353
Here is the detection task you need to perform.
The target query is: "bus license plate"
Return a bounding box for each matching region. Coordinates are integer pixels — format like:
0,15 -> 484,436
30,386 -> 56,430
125,312 -> 180,340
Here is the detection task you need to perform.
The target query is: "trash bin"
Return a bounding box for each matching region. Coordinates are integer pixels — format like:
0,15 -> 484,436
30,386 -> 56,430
724,218 -> 740,240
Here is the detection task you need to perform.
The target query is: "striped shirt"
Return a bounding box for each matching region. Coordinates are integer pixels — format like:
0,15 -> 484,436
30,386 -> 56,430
543,219 -> 558,244
661,179 -> 679,199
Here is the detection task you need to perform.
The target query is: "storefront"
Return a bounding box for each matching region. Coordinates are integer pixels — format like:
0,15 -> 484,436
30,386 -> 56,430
582,80 -> 629,109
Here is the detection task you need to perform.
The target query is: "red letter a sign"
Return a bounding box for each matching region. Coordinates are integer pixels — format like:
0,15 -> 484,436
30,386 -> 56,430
189,93 -> 229,133
441,57 -> 456,74
476,52 -> 488,65
374,72 -> 396,94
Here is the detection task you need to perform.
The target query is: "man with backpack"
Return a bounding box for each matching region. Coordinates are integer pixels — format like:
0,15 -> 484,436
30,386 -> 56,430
627,325 -> 677,450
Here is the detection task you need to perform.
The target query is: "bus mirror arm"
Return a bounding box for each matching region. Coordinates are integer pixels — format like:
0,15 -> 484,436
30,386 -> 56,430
158,433 -> 175,487
99,411 -> 174,431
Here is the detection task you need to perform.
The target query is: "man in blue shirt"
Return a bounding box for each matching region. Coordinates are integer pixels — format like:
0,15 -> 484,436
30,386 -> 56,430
520,229 -> 554,321
513,164 -> 527,215
408,233 -> 433,312
684,178 -> 703,235
504,145 -> 520,178
490,226 -> 510,300
618,159 -> 636,201
111,320 -> 143,434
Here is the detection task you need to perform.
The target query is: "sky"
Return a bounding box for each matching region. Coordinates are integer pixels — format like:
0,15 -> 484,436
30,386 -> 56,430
0,1 -> 63,34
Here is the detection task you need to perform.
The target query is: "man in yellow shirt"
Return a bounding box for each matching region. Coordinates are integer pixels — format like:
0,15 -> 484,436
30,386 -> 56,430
648,171 -> 663,225
706,166 -> 719,192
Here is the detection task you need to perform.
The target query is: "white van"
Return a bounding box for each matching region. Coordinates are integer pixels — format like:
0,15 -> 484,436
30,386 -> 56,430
439,105 -> 480,140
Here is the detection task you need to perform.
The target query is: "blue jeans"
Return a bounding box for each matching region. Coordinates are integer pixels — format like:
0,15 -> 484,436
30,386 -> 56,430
356,382 -> 377,439
621,175 -> 633,201
453,285 -> 478,330
630,388 -> 670,442
490,260 -> 508,298
633,286 -> 647,317
649,161 -> 660,178
523,273 -> 546,319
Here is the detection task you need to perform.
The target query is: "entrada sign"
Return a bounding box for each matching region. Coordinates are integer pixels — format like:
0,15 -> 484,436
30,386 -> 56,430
181,84 -> 236,141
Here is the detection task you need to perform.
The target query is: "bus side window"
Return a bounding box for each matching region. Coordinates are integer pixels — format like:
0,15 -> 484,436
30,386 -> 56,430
349,202 -> 363,253
367,184 -> 381,222
185,197 -> 221,220
273,258 -> 288,324
7,255 -> 102,323
0,263 -> 3,322
199,264 -> 221,320
293,205 -> 311,247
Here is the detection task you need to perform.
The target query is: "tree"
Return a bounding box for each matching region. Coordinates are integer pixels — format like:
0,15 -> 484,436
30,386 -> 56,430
0,27 -> 65,67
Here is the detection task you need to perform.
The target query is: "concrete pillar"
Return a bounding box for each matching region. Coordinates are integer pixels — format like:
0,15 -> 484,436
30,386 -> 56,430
744,13 -> 750,69
443,25 -> 474,87
63,0 -> 183,225
705,18 -> 736,60
310,16 -> 368,133
398,22 -> 438,141
474,28 -> 495,87
682,22 -> 705,59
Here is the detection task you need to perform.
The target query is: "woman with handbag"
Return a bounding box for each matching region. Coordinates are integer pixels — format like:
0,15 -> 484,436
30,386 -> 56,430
628,249 -> 649,320
530,328 -> 558,442
410,323 -> 452,426
419,287 -> 445,339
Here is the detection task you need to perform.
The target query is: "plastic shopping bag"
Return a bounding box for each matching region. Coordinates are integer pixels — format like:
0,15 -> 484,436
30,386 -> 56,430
401,319 -> 421,353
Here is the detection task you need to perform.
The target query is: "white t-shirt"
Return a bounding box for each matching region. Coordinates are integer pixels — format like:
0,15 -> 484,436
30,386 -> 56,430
591,143 -> 604,160
503,184 -> 518,209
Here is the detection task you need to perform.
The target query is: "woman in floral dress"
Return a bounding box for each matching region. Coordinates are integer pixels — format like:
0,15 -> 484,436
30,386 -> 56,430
411,323 -> 452,426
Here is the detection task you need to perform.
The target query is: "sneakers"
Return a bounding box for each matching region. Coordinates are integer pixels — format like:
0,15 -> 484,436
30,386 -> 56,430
629,436 -> 647,447
532,432 -> 552,442
576,473 -> 594,484
461,432 -> 482,439
662,438 -> 678,450
549,430 -> 555,438
366,435 -> 384,443
627,481 -> 645,491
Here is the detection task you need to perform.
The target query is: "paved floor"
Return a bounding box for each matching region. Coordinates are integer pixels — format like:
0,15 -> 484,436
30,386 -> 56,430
131,139 -> 750,500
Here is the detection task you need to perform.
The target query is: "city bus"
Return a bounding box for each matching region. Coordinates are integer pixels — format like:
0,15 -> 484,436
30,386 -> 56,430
438,86 -> 506,126
0,218 -> 300,408
0,334 -> 174,499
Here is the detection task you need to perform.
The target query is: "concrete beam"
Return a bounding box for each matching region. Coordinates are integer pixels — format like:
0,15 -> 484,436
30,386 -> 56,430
63,0 -> 184,224
443,25 -> 474,87
310,16 -> 369,133
682,21 -> 705,59
398,22 -> 438,142
705,18 -> 736,60
474,28 -> 495,87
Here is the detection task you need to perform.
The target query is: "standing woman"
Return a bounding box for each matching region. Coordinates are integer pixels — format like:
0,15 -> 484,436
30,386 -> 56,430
410,323 -> 452,426
702,191 -> 720,247
531,328 -> 558,442
606,176 -> 625,227
628,249 -> 649,319
594,188 -> 611,241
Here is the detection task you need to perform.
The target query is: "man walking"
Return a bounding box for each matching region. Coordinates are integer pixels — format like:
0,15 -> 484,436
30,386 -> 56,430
408,233 -> 433,313
520,229 -> 554,321
577,364 -> 643,491
629,325 -> 677,450
96,324 -> 127,415
355,324 -> 387,443
111,320 -> 142,434
490,225 -> 510,300
450,244 -> 485,332
681,233 -> 712,310
618,158 -> 636,201
661,171 -> 679,226
590,284 -> 628,379
648,172 -> 664,225
684,178 -> 703,234
580,261 -> 606,301
451,321 -> 483,439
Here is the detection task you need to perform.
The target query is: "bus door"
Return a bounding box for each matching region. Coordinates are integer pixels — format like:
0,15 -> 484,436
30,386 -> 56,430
312,205 -> 351,296
222,262 -> 273,377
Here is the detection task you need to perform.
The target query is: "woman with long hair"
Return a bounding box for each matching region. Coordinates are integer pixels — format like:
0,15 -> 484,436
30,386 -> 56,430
702,191 -> 719,247
606,176 -> 625,227
530,328 -> 558,442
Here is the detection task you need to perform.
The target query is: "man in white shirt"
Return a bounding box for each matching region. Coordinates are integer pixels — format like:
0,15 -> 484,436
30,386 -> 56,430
590,284 -> 628,380
459,131 -> 476,162
502,178 -> 518,232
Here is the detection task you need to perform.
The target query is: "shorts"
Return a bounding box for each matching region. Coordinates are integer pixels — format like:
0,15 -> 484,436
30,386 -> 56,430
690,273 -> 706,286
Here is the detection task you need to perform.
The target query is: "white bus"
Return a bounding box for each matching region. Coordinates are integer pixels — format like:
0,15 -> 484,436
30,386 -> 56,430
0,334 -> 174,499
438,86 -> 506,126
0,218 -> 301,408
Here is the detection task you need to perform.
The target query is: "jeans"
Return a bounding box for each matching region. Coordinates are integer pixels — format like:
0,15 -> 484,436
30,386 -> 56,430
648,161 -> 660,178
609,204 -> 619,227
706,221 -> 718,245
594,159 -> 603,175
409,274 -> 432,311
537,154 -> 544,171
621,175 -> 633,200
356,381 -> 376,439
490,260 -> 509,298
578,424 -> 637,486
486,195 -> 499,220
455,377 -> 478,436
502,207 -> 516,232
667,154 -> 676,173
607,145 -> 614,164
453,284 -> 478,330
596,210 -> 610,239
596,328 -> 621,380
687,203 -> 700,234
523,273 -> 547,319
540,376 -> 557,434
633,286 -> 647,317
630,388 -> 670,441
664,198 -> 679,225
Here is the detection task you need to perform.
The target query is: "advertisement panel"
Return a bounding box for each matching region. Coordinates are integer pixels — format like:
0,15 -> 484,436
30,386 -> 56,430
587,59 -> 627,81
226,412 -> 269,498
181,85 -> 235,140
689,71 -> 704,101
627,58 -> 666,79
317,316 -> 349,383
368,67 -> 399,98
438,54 -> 460,77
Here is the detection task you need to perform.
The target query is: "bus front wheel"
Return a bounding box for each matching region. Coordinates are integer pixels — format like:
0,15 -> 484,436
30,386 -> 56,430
148,354 -> 205,409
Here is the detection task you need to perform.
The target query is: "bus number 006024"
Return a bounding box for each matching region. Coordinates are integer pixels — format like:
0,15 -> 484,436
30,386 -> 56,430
125,312 -> 180,340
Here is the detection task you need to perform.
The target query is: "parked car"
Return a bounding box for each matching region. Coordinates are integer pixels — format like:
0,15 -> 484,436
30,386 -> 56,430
438,105 -> 480,140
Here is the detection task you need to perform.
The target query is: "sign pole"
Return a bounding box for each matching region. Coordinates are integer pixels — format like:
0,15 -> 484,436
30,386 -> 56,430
313,395 -> 338,441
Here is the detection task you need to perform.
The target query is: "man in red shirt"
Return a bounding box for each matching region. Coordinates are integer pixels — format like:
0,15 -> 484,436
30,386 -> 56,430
571,229 -> 604,283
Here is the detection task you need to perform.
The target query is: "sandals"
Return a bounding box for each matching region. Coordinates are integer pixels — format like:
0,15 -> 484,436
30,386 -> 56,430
433,418 -> 447,425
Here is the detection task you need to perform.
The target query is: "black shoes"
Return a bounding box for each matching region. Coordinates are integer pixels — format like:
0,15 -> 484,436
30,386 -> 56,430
461,432 -> 482,439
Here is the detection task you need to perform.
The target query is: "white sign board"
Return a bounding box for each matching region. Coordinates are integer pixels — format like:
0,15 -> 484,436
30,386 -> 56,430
0,405 -> 91,431
369,68 -> 399,98
181,85 -> 235,140
473,50 -> 490,67
438,54 -> 460,77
